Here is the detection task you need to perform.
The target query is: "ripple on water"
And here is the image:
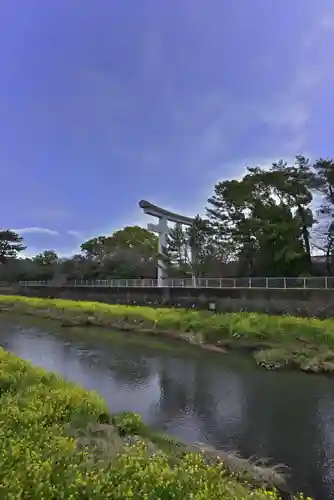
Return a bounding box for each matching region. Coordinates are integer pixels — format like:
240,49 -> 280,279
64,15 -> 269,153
0,319 -> 333,500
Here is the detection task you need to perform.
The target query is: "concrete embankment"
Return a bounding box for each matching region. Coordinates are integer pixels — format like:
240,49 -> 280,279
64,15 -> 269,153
2,282 -> 334,317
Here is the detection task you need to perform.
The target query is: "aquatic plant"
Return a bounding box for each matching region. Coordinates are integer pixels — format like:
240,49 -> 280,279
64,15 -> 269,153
1,295 -> 334,372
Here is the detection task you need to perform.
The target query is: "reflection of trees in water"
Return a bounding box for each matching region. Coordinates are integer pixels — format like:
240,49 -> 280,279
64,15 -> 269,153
193,363 -> 217,425
158,357 -> 196,423
63,343 -> 154,391
156,356 -> 245,446
108,349 -> 154,389
192,362 -> 244,449
3,328 -> 76,378
313,395 -> 334,500
237,374 -> 322,498
7,326 -> 330,499
50,330 -> 155,390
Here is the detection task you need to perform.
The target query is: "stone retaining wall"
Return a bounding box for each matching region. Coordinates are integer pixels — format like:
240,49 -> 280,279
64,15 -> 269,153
3,285 -> 334,318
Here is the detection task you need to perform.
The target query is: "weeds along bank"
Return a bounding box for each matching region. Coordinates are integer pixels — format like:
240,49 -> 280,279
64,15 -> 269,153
0,347 -> 309,499
1,295 -> 334,373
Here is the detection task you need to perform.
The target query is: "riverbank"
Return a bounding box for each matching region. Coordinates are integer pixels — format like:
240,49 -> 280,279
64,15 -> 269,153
1,295 -> 334,373
0,346 -> 306,499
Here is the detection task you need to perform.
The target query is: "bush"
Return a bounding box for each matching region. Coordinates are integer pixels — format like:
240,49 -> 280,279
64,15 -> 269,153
2,295 -> 334,346
111,411 -> 146,436
3,295 -> 334,374
0,347 -> 311,498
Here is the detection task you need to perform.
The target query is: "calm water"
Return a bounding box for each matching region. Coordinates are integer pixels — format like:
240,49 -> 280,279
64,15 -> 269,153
1,316 -> 334,500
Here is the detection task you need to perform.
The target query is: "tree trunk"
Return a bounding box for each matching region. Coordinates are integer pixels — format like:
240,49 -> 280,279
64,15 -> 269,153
297,205 -> 312,269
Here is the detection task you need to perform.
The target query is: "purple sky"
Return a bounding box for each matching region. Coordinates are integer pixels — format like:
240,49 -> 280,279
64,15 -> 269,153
1,0 -> 334,256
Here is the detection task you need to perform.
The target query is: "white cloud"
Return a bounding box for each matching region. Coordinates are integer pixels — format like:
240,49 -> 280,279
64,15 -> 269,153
67,229 -> 84,239
17,4 -> 332,249
21,247 -> 72,259
13,227 -> 59,236
321,14 -> 334,30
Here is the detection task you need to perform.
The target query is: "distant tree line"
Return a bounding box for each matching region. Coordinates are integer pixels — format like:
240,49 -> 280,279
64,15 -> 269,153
2,156 -> 334,282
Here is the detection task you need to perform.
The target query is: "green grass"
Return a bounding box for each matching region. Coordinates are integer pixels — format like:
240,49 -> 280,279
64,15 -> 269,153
1,295 -> 334,372
0,347 -> 311,499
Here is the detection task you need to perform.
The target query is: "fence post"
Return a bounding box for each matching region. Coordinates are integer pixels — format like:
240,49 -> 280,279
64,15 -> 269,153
284,278 -> 286,289
248,278 -> 251,288
233,279 -> 236,288
265,277 -> 268,288
325,276 -> 328,289
303,278 -> 306,289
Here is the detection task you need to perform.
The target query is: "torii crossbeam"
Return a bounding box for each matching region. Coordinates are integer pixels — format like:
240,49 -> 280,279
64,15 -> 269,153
139,200 -> 194,287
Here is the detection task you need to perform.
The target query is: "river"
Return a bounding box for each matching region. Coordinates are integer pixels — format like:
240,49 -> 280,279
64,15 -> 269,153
1,315 -> 334,500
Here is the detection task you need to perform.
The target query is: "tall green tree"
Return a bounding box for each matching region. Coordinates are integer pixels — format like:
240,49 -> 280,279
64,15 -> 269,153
59,254 -> 97,280
165,224 -> 189,275
206,175 -> 259,273
80,236 -> 109,260
206,158 -> 314,276
313,158 -> 334,273
33,250 -> 59,266
0,230 -> 26,265
187,215 -> 226,277
80,226 -> 158,278
31,250 -> 59,281
257,156 -> 315,265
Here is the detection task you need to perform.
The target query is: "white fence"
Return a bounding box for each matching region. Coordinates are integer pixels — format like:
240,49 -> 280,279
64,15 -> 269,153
14,277 -> 334,289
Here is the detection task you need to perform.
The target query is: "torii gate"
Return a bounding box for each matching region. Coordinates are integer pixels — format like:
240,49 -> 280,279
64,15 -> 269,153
139,200 -> 195,287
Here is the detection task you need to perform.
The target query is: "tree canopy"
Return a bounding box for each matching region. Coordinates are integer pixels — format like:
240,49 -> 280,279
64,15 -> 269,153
0,230 -> 26,265
3,155 -> 334,282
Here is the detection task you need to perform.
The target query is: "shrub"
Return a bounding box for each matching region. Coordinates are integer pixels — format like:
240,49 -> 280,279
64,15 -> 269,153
0,347 -> 311,498
2,295 -> 334,373
111,411 -> 146,436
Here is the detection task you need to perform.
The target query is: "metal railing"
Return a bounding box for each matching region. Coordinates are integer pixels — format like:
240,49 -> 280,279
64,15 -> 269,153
14,277 -> 334,289
18,281 -> 50,287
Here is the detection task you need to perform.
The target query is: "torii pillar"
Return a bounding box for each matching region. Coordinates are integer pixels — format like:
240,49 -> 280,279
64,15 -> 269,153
139,200 -> 195,287
147,217 -> 169,287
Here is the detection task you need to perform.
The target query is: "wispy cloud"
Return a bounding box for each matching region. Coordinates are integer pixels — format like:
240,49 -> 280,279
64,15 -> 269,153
13,227 -> 59,236
67,229 -> 84,239
320,13 -> 334,30
2,0 -> 333,260
171,10 -> 332,193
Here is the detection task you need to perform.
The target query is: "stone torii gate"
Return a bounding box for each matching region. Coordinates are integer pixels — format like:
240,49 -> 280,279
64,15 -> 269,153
139,200 -> 194,287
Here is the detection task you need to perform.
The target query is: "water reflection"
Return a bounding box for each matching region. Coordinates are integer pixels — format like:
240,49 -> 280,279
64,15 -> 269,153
1,319 -> 334,499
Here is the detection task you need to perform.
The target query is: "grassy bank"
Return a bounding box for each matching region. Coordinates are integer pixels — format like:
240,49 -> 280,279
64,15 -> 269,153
0,347 -> 309,499
1,295 -> 334,373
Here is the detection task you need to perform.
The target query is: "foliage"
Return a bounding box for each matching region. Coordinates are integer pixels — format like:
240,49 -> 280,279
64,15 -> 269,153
312,158 -> 334,273
165,223 -> 188,270
111,411 -> 145,436
2,295 -> 334,373
3,155 -> 334,281
30,250 -> 59,280
81,226 -> 157,259
0,347 -> 310,499
33,250 -> 59,266
162,215 -> 225,278
0,230 -> 26,265
79,226 -> 158,279
206,157 -> 315,276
